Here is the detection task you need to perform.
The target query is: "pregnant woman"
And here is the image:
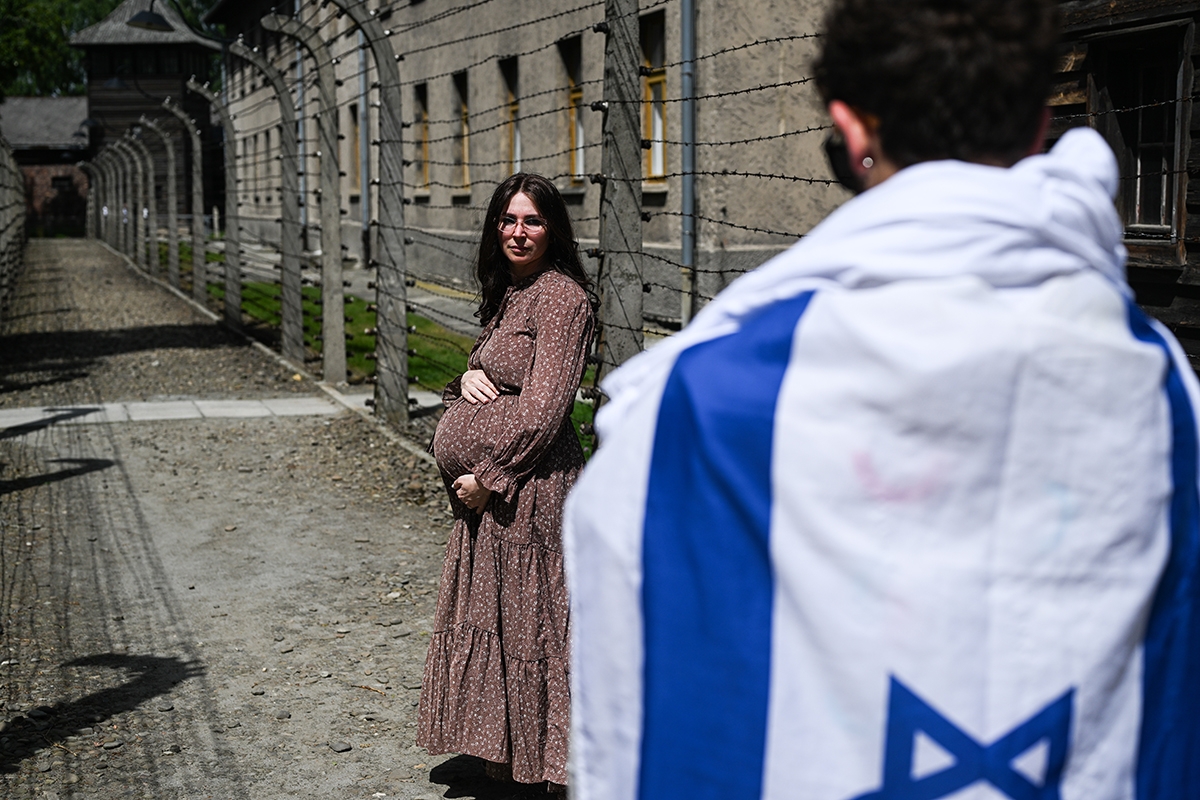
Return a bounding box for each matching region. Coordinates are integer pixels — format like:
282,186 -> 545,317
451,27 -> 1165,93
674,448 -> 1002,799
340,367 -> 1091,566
417,173 -> 596,793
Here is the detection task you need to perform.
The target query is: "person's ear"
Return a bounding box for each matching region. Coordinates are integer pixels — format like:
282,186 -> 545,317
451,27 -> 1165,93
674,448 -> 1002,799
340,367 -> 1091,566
1027,107 -> 1051,157
828,100 -> 875,180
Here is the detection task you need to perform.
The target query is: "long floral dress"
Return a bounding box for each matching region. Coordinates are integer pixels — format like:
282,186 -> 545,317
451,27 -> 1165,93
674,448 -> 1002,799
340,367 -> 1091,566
417,268 -> 595,786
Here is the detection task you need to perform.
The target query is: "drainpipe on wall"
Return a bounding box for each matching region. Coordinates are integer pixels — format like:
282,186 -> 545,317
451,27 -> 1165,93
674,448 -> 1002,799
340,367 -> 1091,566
680,0 -> 697,326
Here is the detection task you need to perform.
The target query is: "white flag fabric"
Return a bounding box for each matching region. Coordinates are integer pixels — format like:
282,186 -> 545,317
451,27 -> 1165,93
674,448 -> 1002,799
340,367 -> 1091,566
564,128 -> 1200,800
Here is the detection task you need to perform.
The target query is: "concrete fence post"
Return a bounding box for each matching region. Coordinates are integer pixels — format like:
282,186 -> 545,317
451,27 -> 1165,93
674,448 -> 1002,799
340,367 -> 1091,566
230,38 -> 305,366
327,0 -> 410,426
79,162 -> 98,240
126,134 -> 159,273
113,140 -> 146,270
596,0 -> 645,382
141,116 -> 180,289
187,77 -> 242,332
262,12 -> 347,385
96,152 -> 115,248
162,99 -> 208,304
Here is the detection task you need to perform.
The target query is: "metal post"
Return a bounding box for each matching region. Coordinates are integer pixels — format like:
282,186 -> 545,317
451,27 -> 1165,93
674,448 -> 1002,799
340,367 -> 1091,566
294,0 -> 308,249
327,0 -> 409,425
141,116 -> 180,288
596,0 -> 645,380
680,0 -> 697,326
262,12 -> 347,385
126,134 -> 159,273
187,77 -> 243,332
358,30 -> 370,268
230,38 -> 305,366
163,99 -> 207,304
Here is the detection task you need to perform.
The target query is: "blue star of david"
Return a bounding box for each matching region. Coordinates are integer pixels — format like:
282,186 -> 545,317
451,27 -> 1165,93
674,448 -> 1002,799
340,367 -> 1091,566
851,677 -> 1074,800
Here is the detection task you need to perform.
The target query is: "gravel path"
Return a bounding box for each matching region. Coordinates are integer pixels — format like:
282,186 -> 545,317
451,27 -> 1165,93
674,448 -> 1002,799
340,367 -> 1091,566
0,240 -> 532,799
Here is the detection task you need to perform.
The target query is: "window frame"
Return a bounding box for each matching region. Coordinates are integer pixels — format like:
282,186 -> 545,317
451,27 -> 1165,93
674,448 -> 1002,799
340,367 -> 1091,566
1080,19 -> 1194,263
641,11 -> 667,182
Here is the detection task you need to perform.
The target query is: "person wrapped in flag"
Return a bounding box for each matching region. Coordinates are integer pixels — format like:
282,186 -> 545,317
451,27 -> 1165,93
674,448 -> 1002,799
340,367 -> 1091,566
563,1 -> 1200,798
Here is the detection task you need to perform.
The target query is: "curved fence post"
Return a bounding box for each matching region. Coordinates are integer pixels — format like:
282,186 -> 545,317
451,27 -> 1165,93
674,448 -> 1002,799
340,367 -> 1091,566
327,0 -> 409,426
100,152 -> 120,250
163,98 -> 208,304
596,0 -> 645,381
230,38 -> 305,366
126,134 -> 159,273
112,140 -> 146,270
141,116 -> 180,289
102,147 -> 127,257
78,162 -> 98,240
95,151 -> 113,247
187,77 -> 242,332
262,12 -> 347,384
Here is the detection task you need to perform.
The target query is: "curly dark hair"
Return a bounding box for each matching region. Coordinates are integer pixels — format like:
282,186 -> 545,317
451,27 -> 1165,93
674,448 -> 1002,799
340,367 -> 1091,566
474,173 -> 595,325
813,0 -> 1060,168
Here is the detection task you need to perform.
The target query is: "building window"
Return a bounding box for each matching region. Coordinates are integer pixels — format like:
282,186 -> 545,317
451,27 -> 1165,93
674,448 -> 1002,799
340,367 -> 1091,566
501,58 -> 520,174
1087,25 -> 1191,244
560,36 -> 585,183
453,71 -> 471,189
415,83 -> 430,190
641,11 -> 667,180
349,103 -> 361,192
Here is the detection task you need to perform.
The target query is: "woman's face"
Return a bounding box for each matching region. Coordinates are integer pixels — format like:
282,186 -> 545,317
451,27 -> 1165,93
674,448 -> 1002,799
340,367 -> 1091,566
498,191 -> 550,278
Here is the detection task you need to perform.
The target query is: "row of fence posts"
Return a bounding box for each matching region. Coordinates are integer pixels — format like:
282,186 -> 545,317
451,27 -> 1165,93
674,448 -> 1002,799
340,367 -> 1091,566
83,0 -> 660,435
0,136 -> 25,328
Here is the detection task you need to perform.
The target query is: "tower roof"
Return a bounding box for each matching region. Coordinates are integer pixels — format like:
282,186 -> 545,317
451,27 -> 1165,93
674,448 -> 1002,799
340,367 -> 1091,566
71,0 -> 221,50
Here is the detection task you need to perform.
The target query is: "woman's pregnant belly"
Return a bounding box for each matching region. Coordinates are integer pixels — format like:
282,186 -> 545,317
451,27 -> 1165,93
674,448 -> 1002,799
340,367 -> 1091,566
432,395 -> 518,478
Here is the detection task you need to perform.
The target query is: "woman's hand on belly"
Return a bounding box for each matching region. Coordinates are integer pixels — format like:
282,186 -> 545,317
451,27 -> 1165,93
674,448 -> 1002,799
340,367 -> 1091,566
452,473 -> 493,512
461,369 -> 499,405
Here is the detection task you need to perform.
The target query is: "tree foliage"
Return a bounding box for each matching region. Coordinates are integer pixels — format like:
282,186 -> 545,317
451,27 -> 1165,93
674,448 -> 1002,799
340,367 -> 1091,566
0,0 -> 216,101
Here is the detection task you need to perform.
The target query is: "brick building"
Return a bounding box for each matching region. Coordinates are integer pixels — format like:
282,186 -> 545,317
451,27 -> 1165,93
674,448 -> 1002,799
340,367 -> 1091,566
0,96 -> 90,236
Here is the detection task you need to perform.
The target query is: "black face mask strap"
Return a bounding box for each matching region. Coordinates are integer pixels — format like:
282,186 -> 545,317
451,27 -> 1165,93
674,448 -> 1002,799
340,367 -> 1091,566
824,132 -> 864,195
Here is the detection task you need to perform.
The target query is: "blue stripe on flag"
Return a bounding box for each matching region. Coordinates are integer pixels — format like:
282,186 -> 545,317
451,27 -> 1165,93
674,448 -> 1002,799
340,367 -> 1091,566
1126,304 -> 1200,797
639,291 -> 815,800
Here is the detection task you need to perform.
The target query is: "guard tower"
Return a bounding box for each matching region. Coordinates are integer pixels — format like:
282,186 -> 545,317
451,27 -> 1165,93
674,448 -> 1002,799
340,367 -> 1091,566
71,0 -> 222,221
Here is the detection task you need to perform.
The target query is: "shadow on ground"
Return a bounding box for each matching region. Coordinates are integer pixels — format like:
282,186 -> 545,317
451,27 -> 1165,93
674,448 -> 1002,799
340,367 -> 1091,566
0,324 -> 244,372
0,458 -> 114,496
0,408 -> 101,441
431,754 -> 562,799
0,654 -> 204,774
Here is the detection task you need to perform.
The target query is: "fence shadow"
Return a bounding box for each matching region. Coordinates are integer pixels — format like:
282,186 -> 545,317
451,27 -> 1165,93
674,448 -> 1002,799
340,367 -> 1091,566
0,457 -> 114,495
0,407 -> 101,441
0,324 -> 245,373
0,653 -> 204,774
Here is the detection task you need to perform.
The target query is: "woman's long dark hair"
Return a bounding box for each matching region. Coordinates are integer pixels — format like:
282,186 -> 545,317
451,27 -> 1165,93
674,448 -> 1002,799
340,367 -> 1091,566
474,173 -> 596,325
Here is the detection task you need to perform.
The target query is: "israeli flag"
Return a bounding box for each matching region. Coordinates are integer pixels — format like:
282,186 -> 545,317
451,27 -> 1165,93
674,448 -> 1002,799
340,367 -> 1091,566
564,129 -> 1200,800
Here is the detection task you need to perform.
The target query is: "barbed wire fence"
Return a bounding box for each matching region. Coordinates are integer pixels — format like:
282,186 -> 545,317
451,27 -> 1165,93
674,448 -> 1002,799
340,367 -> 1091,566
79,0 -> 1193,441
0,136 -> 25,327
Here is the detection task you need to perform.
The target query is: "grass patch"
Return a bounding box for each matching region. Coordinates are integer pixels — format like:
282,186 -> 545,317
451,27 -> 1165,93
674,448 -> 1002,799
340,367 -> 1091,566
204,279 -> 596,453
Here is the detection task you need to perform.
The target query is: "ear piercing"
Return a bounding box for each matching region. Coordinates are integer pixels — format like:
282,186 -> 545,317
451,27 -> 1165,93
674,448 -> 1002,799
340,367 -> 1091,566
862,156 -> 875,169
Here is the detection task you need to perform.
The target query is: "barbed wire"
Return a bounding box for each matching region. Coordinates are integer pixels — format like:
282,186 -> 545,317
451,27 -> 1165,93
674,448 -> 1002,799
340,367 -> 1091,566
646,210 -> 805,239
401,1 -> 603,58
399,0 -> 675,88
659,32 -> 822,71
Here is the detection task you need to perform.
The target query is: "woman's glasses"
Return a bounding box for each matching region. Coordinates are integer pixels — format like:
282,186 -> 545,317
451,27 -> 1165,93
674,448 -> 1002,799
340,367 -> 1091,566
498,215 -> 547,233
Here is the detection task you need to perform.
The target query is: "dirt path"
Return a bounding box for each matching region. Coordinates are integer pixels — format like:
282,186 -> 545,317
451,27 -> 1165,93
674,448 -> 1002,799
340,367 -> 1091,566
0,240 -> 527,799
